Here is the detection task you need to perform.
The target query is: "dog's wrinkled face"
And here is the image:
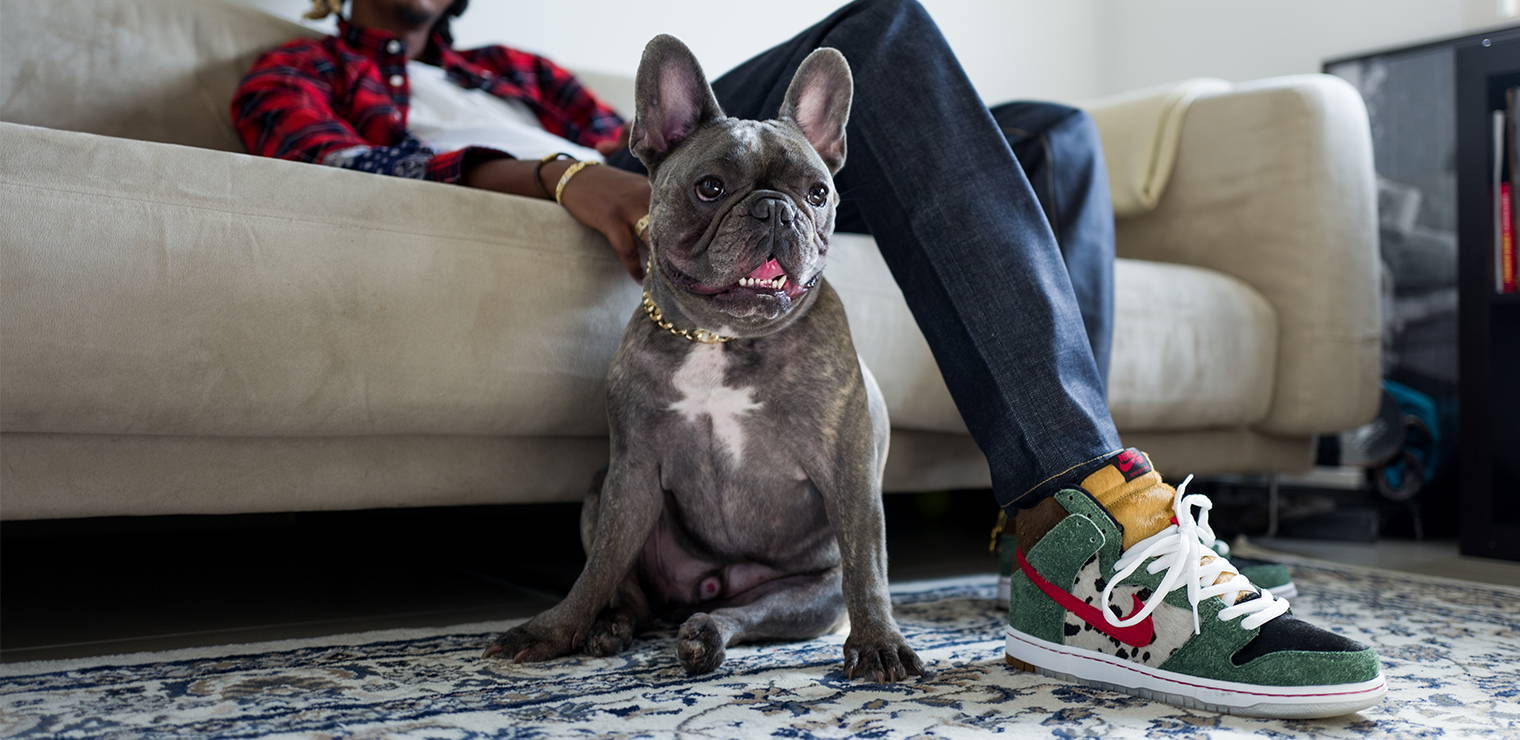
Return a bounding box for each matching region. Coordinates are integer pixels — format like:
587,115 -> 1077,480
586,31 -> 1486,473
631,35 -> 853,334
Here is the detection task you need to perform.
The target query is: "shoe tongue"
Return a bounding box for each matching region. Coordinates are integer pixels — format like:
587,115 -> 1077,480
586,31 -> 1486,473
745,258 -> 784,281
1082,449 -> 1172,550
1083,449 -> 1250,603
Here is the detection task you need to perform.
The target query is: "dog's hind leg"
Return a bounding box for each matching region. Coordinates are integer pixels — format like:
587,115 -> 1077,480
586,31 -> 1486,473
579,471 -> 653,657
675,568 -> 845,675
583,579 -> 650,657
484,458 -> 661,661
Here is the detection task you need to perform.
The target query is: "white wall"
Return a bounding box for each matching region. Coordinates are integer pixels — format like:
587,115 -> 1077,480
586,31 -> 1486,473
232,0 -> 1106,104
232,0 -> 1518,105
1095,0 -> 1517,96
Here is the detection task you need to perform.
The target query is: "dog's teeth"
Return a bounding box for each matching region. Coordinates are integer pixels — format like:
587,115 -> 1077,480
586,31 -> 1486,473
778,276 -> 788,288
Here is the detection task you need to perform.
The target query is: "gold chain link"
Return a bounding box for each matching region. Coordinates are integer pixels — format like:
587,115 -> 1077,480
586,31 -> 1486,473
641,255 -> 736,344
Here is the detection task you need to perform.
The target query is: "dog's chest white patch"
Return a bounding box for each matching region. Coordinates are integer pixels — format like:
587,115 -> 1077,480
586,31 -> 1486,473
668,343 -> 762,465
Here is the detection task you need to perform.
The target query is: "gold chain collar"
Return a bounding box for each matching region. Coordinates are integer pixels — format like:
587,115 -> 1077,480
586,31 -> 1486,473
640,254 -> 737,344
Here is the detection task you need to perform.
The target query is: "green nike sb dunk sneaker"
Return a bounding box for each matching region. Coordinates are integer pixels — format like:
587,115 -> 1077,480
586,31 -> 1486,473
995,515 -> 1298,603
1003,450 -> 1385,718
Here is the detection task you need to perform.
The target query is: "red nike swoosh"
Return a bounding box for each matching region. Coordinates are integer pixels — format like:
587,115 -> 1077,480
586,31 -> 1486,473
1017,547 -> 1156,649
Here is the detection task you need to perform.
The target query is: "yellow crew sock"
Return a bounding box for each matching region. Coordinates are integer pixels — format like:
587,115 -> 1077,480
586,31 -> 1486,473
1080,449 -> 1175,551
1080,448 -> 1244,599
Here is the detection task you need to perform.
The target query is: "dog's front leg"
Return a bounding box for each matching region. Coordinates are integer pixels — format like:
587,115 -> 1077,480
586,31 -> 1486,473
812,390 -> 924,683
483,458 -> 661,662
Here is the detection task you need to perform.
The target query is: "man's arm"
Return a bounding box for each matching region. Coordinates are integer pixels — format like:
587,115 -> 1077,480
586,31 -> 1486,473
230,42 -> 648,279
467,45 -> 626,149
230,42 -> 508,183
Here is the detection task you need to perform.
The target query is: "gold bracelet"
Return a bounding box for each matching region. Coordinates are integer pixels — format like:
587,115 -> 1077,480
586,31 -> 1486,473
554,160 -> 601,204
534,152 -> 575,199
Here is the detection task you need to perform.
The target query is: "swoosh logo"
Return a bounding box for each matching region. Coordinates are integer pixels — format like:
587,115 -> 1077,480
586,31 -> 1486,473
1017,547 -> 1155,648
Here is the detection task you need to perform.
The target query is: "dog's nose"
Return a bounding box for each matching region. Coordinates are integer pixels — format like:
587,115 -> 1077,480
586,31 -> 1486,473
749,196 -> 794,225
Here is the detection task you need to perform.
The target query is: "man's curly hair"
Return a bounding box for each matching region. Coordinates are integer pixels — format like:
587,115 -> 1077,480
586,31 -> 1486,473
304,0 -> 471,45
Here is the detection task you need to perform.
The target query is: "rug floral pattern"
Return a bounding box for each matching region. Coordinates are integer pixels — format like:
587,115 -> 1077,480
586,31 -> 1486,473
2,559 -> 1517,738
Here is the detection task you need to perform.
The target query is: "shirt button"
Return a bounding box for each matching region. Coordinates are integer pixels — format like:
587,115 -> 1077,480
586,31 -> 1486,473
389,74 -> 404,87
385,40 -> 402,55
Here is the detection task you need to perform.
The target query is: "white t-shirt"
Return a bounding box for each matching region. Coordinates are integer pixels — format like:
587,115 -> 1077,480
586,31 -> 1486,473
404,61 -> 605,162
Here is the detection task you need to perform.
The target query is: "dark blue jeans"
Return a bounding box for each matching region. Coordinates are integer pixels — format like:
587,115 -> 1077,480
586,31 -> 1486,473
611,0 -> 1121,508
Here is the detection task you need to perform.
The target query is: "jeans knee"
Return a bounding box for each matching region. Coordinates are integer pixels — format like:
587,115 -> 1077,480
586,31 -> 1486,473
1056,107 -> 1102,155
854,0 -> 925,16
841,0 -> 932,31
1038,105 -> 1105,170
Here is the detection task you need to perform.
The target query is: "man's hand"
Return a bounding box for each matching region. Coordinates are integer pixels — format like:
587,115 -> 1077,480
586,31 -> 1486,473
557,164 -> 650,282
461,157 -> 650,282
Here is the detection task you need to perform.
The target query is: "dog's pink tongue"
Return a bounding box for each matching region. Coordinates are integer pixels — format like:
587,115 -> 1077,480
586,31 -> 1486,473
745,259 -> 785,281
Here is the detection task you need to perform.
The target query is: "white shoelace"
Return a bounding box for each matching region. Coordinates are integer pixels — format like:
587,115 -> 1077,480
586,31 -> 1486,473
1099,475 -> 1291,635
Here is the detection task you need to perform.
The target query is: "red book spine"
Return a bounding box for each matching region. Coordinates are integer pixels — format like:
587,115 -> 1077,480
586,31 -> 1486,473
1503,182 -> 1516,293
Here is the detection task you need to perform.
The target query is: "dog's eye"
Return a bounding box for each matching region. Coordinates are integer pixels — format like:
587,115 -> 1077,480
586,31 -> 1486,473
694,176 -> 726,202
806,183 -> 829,207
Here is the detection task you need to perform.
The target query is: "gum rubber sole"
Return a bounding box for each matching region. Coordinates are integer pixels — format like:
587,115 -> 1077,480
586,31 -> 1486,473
1004,628 -> 1385,719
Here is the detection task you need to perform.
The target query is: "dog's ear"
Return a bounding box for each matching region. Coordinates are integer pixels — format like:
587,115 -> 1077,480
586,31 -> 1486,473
779,48 -> 853,174
631,35 -> 724,169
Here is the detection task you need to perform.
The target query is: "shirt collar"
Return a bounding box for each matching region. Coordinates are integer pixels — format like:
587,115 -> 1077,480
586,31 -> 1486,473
337,18 -> 454,64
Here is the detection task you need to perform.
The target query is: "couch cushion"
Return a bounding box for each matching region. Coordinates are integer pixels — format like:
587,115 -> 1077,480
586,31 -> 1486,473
0,0 -> 314,152
828,234 -> 1277,434
1,123 -> 636,438
1106,259 -> 1276,430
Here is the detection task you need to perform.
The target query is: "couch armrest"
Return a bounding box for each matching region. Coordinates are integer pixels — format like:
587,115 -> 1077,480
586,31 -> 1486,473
1112,75 -> 1381,437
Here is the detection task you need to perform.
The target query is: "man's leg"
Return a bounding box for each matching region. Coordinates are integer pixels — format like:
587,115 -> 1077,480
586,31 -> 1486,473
690,0 -> 1121,509
990,102 -> 1115,387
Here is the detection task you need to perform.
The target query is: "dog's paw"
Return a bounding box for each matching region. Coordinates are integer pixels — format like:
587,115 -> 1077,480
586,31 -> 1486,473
842,629 -> 924,683
675,613 -> 727,675
584,608 -> 636,657
482,620 -> 577,663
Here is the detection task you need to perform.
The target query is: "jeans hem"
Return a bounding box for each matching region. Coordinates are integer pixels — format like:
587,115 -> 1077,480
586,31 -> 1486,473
1003,447 -> 1124,509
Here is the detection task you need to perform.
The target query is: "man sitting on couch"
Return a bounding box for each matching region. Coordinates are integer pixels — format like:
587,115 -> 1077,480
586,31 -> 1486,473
230,0 -> 1384,715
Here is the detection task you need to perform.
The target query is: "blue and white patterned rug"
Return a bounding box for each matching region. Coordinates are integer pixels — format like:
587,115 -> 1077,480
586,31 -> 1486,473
2,556 -> 1517,738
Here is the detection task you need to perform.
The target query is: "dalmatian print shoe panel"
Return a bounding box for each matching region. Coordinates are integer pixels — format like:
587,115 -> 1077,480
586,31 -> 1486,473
1059,555 -> 1191,668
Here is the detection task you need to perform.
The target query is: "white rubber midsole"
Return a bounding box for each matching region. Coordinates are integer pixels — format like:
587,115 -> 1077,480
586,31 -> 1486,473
1005,625 -> 1386,709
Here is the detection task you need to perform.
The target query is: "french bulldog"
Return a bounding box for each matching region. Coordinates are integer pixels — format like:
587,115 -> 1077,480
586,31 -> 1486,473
484,34 -> 923,683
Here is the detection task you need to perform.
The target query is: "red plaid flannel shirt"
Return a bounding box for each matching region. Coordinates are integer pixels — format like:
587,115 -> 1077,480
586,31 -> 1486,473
231,20 -> 625,183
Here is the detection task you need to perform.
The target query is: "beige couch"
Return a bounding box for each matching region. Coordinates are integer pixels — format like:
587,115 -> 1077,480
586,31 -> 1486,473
0,0 -> 1381,520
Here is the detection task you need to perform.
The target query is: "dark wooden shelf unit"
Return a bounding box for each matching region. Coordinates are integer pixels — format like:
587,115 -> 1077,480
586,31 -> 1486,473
1456,34 -> 1520,561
